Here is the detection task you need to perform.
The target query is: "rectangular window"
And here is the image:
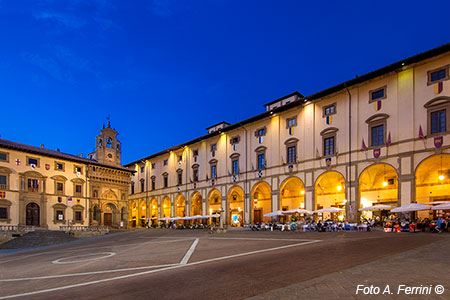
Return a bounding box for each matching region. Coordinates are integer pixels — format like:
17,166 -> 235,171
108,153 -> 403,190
211,165 -> 217,179
141,180 -> 145,192
131,183 -> 135,194
141,166 -> 145,173
431,109 -> 446,134
178,155 -> 182,162
56,182 -> 64,192
57,210 -> 64,221
371,124 -> 384,147
211,144 -> 217,151
163,176 -> 168,188
75,166 -> 82,173
193,169 -> 199,182
56,163 -> 64,170
0,175 -> 6,189
0,207 -> 7,219
151,178 -> 156,190
323,104 -> 336,116
288,118 -> 296,127
257,128 -> 265,136
258,154 -> 265,169
75,211 -> 82,221
323,136 -> 335,156
28,179 -> 39,191
163,159 -> 168,166
28,158 -> 38,166
232,159 -> 239,174
430,69 -> 446,82
75,185 -> 82,193
0,152 -> 7,161
193,150 -> 199,156
151,163 -> 155,169
177,173 -> 182,185
287,146 -> 296,163
230,136 -> 240,144
370,88 -> 385,101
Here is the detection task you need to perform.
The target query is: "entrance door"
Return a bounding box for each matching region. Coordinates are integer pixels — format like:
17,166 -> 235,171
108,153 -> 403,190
253,209 -> 262,224
26,203 -> 40,226
104,213 -> 112,226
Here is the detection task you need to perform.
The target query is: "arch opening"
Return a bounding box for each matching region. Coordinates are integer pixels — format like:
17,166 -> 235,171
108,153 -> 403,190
251,182 -> 271,224
315,171 -> 346,221
227,186 -> 244,227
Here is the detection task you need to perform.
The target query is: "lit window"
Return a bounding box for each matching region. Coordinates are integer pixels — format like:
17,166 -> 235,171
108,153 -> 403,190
211,165 -> 217,179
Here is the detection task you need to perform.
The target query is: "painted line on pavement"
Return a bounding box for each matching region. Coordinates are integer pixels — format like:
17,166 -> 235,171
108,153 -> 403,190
180,238 -> 199,265
52,252 -> 116,264
0,239 -> 321,299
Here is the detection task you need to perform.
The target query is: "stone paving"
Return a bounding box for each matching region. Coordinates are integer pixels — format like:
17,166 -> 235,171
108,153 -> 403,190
247,235 -> 450,300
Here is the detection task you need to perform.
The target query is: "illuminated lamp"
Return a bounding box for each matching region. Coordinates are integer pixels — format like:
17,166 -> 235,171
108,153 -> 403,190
382,181 -> 388,187
253,198 -> 258,205
337,185 -> 342,191
153,206 -> 156,209
300,190 -> 305,195
439,174 -> 445,181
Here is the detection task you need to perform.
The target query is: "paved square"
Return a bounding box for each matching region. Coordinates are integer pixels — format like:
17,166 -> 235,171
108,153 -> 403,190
0,230 -> 447,300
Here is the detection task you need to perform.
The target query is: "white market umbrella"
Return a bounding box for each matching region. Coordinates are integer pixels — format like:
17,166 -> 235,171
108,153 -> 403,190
264,211 -> 285,217
282,209 -> 312,215
313,207 -> 345,214
207,214 -> 220,218
432,203 -> 450,210
423,201 -> 450,205
391,203 -> 431,213
358,204 -> 393,211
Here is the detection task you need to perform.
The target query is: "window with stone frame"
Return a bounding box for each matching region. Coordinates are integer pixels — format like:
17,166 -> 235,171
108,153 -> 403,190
425,97 -> 450,136
369,86 -> 387,103
323,103 -> 337,116
366,114 -> 389,148
0,151 -> 9,162
255,146 -> 267,170
163,173 -> 168,188
286,116 -> 297,128
52,203 -> 66,224
26,156 -> 40,168
284,138 -> 298,164
320,128 -> 338,156
55,162 -> 65,171
192,164 -> 199,182
151,176 -> 156,190
0,167 -> 11,190
427,65 -> 450,85
72,205 -> 84,223
140,179 -> 145,192
177,169 -> 183,185
0,200 -> 11,222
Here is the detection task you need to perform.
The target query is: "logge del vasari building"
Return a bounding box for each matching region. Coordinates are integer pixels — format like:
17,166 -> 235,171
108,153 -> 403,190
0,123 -> 133,230
126,44 -> 450,227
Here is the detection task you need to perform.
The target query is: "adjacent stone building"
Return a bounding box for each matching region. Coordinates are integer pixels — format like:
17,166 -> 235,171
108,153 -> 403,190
125,44 -> 450,227
0,122 -> 133,229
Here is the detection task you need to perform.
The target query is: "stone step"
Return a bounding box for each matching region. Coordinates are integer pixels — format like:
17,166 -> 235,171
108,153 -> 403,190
0,230 -> 78,249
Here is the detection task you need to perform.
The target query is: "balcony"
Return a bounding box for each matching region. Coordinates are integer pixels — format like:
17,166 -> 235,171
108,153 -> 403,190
28,187 -> 39,193
0,184 -> 6,190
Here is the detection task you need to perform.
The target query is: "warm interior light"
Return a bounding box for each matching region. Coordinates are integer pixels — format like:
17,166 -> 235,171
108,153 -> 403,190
238,207 -> 241,212
163,204 -> 166,208
300,190 -> 305,195
152,206 -> 156,209
382,181 -> 388,187
439,174 -> 445,181
337,185 -> 342,191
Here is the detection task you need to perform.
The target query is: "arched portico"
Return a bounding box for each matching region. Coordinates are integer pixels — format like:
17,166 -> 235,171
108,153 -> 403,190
227,185 -> 244,226
251,181 -> 272,224
315,171 -> 346,220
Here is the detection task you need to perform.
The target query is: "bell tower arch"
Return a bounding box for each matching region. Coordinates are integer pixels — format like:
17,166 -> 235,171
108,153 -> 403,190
89,120 -> 122,166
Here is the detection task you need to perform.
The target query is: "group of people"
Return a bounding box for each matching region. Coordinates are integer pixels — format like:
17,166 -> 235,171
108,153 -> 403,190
383,217 -> 449,233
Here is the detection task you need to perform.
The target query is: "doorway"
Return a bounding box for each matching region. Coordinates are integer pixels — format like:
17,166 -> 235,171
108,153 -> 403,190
26,203 -> 40,226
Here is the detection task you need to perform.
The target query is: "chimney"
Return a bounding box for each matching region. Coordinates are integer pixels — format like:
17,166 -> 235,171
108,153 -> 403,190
77,153 -> 83,158
40,144 -> 44,149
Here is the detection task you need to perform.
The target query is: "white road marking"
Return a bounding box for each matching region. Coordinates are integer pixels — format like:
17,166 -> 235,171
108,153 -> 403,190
180,238 -> 199,265
0,264 -> 179,282
0,239 -> 321,299
208,237 -> 317,242
52,252 -> 116,264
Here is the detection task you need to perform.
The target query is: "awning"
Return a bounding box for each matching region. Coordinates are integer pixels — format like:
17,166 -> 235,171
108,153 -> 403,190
358,204 -> 393,211
313,207 -> 345,213
282,209 -> 312,215
391,203 -> 431,213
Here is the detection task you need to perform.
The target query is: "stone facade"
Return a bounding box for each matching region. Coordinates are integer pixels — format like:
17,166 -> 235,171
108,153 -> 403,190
0,123 -> 133,230
126,44 -> 450,227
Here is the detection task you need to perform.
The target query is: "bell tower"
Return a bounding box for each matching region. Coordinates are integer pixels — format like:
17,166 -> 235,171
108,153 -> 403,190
90,120 -> 122,166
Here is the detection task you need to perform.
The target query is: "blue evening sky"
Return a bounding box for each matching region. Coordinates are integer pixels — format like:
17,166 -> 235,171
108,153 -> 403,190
0,0 -> 449,164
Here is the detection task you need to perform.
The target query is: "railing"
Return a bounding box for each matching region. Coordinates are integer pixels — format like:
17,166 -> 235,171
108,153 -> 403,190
59,226 -> 109,232
28,187 -> 39,193
0,225 -> 35,232
0,184 -> 7,190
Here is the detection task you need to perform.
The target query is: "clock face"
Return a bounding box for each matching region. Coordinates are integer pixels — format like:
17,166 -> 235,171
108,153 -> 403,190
107,154 -> 113,159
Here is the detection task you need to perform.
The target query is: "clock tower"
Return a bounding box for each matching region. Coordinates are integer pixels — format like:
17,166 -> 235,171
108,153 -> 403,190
89,121 -> 122,166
